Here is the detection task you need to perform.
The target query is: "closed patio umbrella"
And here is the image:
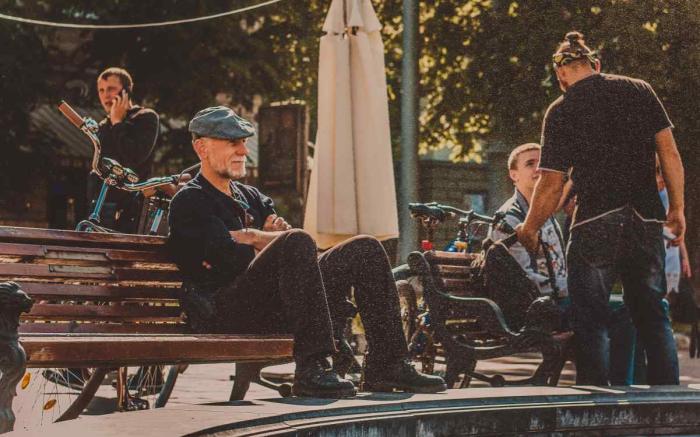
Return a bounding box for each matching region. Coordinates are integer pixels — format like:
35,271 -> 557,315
304,0 -> 398,249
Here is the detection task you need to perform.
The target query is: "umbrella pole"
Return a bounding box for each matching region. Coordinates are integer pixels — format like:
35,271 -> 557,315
399,0 -> 420,262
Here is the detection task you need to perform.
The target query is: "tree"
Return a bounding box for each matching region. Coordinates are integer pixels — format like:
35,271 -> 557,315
0,1 -> 696,256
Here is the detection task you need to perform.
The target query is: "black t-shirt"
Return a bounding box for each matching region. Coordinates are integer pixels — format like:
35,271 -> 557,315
539,73 -> 672,225
167,172 -> 276,289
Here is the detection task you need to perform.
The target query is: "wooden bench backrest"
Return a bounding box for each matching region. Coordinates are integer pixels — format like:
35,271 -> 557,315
423,250 -> 507,343
0,226 -> 186,335
425,251 -> 483,297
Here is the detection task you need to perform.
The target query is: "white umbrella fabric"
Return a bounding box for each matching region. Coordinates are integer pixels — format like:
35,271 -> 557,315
304,0 -> 399,249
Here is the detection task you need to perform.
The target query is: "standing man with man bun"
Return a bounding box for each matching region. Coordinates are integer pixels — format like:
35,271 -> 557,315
517,31 -> 685,385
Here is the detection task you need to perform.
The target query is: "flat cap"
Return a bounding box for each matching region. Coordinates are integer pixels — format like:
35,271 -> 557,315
189,106 -> 255,140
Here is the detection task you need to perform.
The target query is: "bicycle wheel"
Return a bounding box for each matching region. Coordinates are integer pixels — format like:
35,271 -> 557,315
14,367 -> 108,429
14,364 -> 182,430
396,280 -> 418,344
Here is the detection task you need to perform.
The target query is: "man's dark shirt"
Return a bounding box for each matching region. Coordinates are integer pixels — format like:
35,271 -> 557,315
167,172 -> 275,290
539,73 -> 672,226
87,105 -> 160,233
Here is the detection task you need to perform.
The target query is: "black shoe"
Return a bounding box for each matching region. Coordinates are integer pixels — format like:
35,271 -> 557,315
332,339 -> 361,378
361,359 -> 447,393
293,356 -> 357,398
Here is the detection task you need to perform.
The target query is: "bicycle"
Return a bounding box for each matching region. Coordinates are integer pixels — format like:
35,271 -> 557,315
393,202 -> 496,374
18,101 -> 196,424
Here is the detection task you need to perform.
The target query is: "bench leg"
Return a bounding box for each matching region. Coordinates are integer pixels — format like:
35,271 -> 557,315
230,363 -> 267,401
444,354 -> 476,389
0,341 -> 26,434
0,282 -> 33,434
156,364 -> 187,408
55,368 -> 108,422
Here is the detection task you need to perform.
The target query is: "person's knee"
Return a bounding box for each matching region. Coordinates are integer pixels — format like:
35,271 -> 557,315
283,229 -> 317,251
349,235 -> 385,256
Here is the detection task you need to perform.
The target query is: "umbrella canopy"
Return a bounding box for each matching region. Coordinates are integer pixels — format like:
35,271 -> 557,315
304,0 -> 399,249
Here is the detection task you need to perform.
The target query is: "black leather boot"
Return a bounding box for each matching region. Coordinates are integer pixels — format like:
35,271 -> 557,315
293,356 -> 357,398
361,358 -> 447,393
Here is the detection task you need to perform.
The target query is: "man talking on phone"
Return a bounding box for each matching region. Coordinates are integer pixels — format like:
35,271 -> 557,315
88,67 -> 160,233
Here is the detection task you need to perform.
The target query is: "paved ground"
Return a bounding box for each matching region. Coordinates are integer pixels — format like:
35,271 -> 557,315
12,344 -> 700,433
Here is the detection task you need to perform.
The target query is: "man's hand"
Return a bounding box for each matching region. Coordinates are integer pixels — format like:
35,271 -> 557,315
110,91 -> 130,125
515,223 -> 539,253
230,228 -> 259,246
263,214 -> 292,232
682,257 -> 692,278
666,208 -> 686,246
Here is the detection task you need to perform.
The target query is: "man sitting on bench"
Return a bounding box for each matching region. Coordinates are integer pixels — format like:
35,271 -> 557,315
167,106 -> 446,398
490,143 -> 568,299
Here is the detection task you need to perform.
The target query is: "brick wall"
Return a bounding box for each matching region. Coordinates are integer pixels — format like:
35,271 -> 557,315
410,156 -> 511,250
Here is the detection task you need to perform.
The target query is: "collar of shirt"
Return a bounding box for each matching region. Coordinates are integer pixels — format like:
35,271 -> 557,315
564,73 -> 602,95
194,172 -> 249,221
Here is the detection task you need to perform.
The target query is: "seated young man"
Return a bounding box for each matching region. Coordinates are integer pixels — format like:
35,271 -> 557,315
489,143 -> 568,299
167,106 -> 445,398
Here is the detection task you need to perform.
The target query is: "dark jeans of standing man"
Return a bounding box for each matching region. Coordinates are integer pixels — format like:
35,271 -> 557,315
567,206 -> 679,385
209,230 -> 407,366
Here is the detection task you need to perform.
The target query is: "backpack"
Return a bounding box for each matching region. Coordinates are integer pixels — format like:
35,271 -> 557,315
478,233 -> 541,331
476,213 -> 562,332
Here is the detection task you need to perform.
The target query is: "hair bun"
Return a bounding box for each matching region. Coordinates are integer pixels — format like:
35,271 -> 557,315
565,31 -> 584,41
565,31 -> 584,47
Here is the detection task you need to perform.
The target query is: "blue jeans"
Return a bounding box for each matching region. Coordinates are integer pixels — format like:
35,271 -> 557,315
560,295 -> 637,385
567,207 -> 679,385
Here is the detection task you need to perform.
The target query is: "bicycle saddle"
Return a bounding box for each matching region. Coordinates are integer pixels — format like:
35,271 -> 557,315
408,202 -> 447,223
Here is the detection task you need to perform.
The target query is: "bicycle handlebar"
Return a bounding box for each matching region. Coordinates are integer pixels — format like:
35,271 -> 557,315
408,202 -> 494,225
59,100 -> 103,178
58,101 -> 84,128
57,100 -> 200,194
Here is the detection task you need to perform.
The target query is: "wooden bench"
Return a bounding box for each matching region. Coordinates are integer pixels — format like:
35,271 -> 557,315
0,226 -> 293,432
406,250 -> 570,388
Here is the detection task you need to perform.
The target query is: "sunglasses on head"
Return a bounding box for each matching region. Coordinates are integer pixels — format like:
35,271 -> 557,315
552,51 -> 597,68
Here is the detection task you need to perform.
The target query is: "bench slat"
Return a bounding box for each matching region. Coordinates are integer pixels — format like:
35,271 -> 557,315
0,226 -> 167,250
433,264 -> 472,277
0,242 -> 173,263
22,335 -> 294,367
23,303 -> 182,322
19,322 -> 187,335
441,280 -> 483,298
425,251 -> 480,266
0,263 -> 181,282
18,283 -> 183,301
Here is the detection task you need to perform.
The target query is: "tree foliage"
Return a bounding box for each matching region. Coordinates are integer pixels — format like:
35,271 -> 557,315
0,0 -> 697,247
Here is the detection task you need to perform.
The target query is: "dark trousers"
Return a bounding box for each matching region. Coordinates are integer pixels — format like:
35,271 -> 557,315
211,230 -> 407,364
567,207 -> 678,385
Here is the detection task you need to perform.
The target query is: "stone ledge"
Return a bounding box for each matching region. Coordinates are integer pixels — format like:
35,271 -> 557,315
9,385 -> 700,436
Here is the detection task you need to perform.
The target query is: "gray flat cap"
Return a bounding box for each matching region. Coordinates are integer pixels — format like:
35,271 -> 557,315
189,106 -> 255,140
